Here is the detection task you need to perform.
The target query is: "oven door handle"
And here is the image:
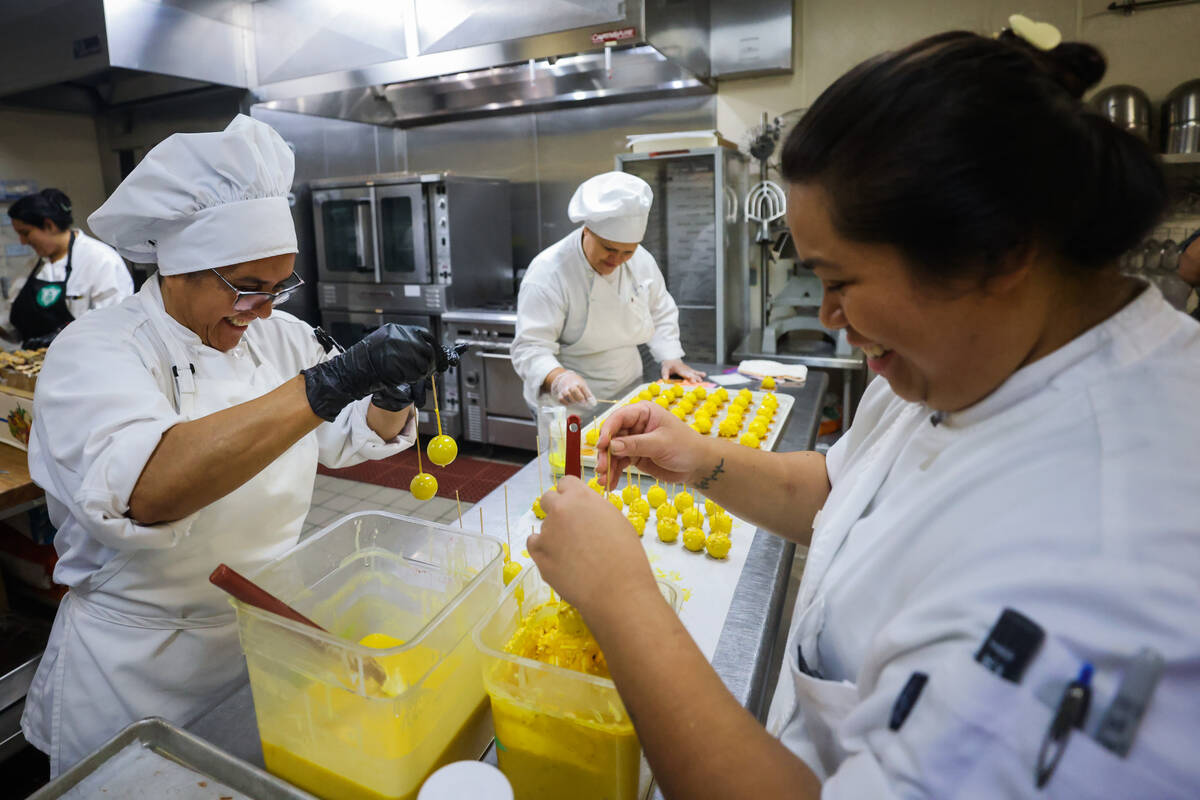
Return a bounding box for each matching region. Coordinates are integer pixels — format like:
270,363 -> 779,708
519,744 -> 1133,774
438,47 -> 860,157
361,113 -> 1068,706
477,348 -> 514,358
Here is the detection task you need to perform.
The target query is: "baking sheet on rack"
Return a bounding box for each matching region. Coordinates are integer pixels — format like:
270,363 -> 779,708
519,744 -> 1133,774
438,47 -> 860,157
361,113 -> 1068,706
60,741 -> 247,800
505,489 -> 755,663
581,380 -> 795,470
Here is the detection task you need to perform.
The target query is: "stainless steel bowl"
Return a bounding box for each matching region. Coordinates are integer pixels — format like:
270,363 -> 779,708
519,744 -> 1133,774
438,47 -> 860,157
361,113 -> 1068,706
1164,79 -> 1200,154
1093,84 -> 1152,143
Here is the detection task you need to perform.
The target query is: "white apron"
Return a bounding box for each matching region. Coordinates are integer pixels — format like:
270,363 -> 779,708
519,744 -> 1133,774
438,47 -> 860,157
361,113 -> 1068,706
769,405 -> 921,778
556,265 -> 654,404
23,291 -> 316,776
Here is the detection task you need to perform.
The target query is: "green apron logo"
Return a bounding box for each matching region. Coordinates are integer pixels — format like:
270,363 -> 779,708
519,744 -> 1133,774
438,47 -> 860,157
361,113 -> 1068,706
36,285 -> 63,308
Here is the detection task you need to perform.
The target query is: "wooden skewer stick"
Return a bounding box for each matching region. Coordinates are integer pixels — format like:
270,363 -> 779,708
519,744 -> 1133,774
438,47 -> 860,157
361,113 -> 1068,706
479,506 -> 484,536
455,490 -> 464,528
431,376 -> 443,436
504,485 -> 512,559
414,427 -> 424,474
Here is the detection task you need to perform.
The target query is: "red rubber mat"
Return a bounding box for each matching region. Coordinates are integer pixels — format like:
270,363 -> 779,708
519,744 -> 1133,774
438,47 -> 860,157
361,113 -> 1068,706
318,449 -> 521,503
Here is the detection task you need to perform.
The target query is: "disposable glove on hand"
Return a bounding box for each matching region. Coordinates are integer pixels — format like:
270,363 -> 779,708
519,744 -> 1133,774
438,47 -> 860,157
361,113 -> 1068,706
371,378 -> 428,412
303,324 -> 444,421
661,359 -> 705,382
550,370 -> 596,408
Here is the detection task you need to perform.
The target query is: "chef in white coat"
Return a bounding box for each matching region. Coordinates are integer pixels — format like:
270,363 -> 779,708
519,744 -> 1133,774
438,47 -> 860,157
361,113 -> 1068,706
22,115 -> 456,776
528,27 -> 1200,799
511,172 -> 703,411
6,188 -> 133,346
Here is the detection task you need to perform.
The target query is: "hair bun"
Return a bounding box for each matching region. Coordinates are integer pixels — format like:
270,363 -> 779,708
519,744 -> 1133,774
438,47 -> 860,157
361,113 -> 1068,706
1045,42 -> 1106,98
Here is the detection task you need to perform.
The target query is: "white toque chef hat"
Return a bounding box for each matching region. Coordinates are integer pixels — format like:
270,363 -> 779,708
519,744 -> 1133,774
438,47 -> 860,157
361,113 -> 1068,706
568,172 -> 653,244
88,114 -> 297,275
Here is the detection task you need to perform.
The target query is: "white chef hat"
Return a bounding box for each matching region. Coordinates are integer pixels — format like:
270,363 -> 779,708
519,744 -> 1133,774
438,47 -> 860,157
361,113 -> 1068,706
567,172 -> 653,244
88,115 -> 297,275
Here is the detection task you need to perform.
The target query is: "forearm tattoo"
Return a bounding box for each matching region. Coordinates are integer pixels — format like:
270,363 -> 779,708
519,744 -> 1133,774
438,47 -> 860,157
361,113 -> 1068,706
696,458 -> 725,491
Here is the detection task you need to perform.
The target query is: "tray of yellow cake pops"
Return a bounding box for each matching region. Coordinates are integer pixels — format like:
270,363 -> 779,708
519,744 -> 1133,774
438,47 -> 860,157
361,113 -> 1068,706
579,377 -> 794,472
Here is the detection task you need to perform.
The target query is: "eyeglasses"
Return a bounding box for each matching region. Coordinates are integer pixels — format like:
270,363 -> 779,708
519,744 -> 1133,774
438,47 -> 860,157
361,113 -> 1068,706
210,268 -> 305,311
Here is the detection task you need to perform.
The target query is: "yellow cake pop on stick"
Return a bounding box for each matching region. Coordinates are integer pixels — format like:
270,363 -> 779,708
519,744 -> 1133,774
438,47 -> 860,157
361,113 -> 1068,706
502,487 -> 522,585
426,378 -> 458,467
409,428 -> 438,500
621,464 -> 641,506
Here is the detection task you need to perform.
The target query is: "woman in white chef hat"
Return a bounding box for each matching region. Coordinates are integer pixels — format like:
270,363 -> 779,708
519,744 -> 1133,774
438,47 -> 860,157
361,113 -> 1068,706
511,171 -> 704,411
529,25 -> 1200,800
22,115 -> 457,775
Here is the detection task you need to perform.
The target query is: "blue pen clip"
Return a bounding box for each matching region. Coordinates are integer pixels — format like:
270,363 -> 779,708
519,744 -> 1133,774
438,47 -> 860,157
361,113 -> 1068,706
1035,662 -> 1093,788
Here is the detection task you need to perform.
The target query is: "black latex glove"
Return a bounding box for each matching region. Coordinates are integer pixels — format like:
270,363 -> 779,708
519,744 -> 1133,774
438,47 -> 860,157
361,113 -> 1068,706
303,324 -> 441,422
371,378 -> 428,412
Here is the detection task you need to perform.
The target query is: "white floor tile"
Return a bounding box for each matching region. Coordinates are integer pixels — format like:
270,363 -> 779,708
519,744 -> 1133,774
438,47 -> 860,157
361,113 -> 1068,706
342,481 -> 379,500
322,493 -> 364,513
310,488 -> 335,507
304,506 -> 339,528
368,486 -> 421,510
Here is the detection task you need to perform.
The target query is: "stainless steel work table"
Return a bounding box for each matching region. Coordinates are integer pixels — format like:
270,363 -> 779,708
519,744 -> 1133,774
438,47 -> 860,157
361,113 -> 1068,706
188,366 -> 827,785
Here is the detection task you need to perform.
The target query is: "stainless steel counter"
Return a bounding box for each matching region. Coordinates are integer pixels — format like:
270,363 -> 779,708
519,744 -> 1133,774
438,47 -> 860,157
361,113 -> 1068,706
188,365 -> 828,783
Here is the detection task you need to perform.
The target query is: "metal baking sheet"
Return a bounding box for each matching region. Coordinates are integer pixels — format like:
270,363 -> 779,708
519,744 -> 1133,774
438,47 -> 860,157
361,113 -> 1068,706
581,380 -> 796,471
29,717 -> 317,800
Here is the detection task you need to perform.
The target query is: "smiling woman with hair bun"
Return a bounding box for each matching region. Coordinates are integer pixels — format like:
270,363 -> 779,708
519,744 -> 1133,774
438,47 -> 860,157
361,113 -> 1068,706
522,25 -> 1200,800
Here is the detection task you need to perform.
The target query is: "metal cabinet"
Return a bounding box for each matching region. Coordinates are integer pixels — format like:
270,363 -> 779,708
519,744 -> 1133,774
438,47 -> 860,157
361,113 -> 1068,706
616,147 -> 749,363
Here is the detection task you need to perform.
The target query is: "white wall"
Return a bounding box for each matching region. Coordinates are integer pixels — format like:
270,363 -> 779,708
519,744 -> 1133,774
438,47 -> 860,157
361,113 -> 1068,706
716,0 -> 1200,151
0,108 -> 107,299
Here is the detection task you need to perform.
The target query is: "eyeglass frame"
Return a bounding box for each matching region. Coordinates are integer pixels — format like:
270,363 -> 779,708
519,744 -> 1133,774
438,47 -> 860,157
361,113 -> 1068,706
209,268 -> 305,311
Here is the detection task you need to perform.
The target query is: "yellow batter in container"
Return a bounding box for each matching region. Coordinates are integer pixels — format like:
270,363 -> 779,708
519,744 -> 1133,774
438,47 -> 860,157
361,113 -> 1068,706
473,567 -> 681,800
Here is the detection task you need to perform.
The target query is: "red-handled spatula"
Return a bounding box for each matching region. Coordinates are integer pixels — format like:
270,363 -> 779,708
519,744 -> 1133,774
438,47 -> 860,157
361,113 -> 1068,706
209,563 -> 391,693
565,414 -> 582,480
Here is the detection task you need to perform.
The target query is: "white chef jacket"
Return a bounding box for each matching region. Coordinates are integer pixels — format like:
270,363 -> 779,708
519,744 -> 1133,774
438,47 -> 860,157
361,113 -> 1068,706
12,230 -> 133,321
766,283 -> 1200,798
512,228 -> 684,406
30,276 -> 412,590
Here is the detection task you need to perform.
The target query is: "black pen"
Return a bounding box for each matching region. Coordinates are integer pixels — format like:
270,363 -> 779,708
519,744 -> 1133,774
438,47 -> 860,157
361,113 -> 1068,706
1035,662 -> 1093,789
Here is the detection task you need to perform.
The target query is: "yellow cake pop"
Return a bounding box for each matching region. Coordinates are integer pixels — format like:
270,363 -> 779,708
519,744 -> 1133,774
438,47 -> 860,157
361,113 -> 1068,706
693,386 -> 707,400
426,379 -> 458,466
681,507 -> 703,529
409,429 -> 438,499
503,560 -> 523,585
647,483 -> 667,508
739,432 -> 760,449
608,494 -> 624,511
761,376 -> 776,390
682,527 -> 706,552
656,518 -> 679,543
656,502 -> 677,520
673,490 -> 694,512
655,395 -> 671,409
704,498 -> 723,516
427,434 -> 457,467
693,417 -> 713,435
706,533 -> 732,559
532,497 -> 546,519
710,511 -> 733,535
586,428 -> 600,446
648,383 -> 662,396
587,476 -> 605,494
628,514 -> 646,537
748,420 -> 769,439
671,384 -> 685,398
718,419 -> 740,437
410,472 -> 437,500
638,388 -> 654,401
628,497 -> 650,519
621,483 -> 641,506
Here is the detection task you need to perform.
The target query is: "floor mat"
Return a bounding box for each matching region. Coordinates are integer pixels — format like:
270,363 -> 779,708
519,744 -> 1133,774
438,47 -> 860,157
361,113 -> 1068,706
318,449 -> 521,503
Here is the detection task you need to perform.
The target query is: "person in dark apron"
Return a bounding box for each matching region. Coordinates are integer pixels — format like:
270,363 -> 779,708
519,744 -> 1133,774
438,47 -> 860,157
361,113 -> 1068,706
10,230 -> 77,347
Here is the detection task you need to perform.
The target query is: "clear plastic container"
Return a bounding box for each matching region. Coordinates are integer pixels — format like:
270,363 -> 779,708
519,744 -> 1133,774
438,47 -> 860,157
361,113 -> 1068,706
537,405 -> 566,482
231,512 -> 504,800
472,566 -> 681,800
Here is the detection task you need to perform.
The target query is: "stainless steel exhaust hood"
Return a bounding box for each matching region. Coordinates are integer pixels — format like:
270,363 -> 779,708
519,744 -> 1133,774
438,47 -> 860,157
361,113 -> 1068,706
251,0 -> 713,128
0,0 -> 251,113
